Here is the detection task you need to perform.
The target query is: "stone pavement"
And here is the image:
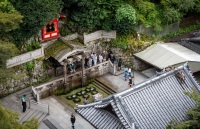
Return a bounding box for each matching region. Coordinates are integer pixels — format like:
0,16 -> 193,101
38,96 -> 95,129
97,70 -> 149,92
0,70 -> 149,129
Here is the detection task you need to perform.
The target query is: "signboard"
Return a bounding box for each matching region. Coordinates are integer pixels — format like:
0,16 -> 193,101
42,19 -> 59,40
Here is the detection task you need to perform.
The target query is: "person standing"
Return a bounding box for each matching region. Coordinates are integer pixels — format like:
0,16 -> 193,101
93,53 -> 97,65
84,97 -> 88,105
71,114 -> 76,128
88,57 -> 93,67
99,54 -> 103,63
110,54 -> 115,64
128,75 -> 132,87
107,49 -> 112,60
21,95 -> 27,112
124,66 -> 128,81
118,56 -> 122,71
128,68 -> 132,76
91,53 -> 94,66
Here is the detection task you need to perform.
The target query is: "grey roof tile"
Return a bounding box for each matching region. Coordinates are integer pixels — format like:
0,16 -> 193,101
76,64 -> 200,129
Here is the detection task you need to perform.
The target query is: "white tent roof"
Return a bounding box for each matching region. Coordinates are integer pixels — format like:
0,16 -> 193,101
134,43 -> 200,72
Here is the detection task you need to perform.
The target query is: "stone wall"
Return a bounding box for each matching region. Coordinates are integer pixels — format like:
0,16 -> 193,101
0,60 -> 47,97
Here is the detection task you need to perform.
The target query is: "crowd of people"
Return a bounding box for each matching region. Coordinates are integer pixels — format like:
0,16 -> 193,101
66,49 -> 136,88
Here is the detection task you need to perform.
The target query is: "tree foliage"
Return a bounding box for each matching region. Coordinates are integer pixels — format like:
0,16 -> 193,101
0,102 -> 38,129
167,88 -> 200,129
114,4 -> 136,34
9,0 -> 63,46
0,40 -> 18,84
63,0 -> 200,34
0,0 -> 23,33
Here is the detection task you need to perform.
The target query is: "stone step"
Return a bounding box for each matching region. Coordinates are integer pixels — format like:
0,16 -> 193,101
94,79 -> 117,94
39,121 -> 50,129
115,70 -> 124,76
43,118 -> 65,129
92,82 -> 113,95
19,109 -> 47,123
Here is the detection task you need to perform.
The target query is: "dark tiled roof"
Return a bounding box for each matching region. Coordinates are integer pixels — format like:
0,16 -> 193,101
179,40 -> 200,54
76,64 -> 200,129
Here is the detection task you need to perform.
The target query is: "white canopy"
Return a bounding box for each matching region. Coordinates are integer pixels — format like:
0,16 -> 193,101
134,43 -> 200,73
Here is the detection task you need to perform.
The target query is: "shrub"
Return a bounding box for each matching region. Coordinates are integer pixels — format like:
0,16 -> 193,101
60,27 -> 72,36
76,92 -> 82,96
162,22 -> 200,40
71,94 -> 77,99
66,96 -> 72,100
82,94 -> 90,98
73,97 -> 81,103
27,41 -> 41,51
91,91 -> 98,95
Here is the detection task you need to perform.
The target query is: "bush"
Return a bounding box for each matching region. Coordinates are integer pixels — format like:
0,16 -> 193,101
56,89 -> 66,95
162,22 -> 200,40
60,27 -> 72,36
73,97 -> 81,103
90,87 -> 96,91
91,91 -> 98,95
82,94 -> 90,98
27,41 -> 41,51
76,92 -> 82,96
81,90 -> 86,95
85,88 -> 91,93
71,94 -> 77,99
66,96 -> 72,100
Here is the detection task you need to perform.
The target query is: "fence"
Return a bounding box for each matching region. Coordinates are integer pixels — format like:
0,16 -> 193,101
134,22 -> 180,37
32,60 -> 116,102
7,47 -> 44,68
84,30 -> 116,44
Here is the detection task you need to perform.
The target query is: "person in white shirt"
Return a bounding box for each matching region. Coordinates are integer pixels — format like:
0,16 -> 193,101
128,68 -> 131,76
99,54 -> 103,63
93,53 -> 97,65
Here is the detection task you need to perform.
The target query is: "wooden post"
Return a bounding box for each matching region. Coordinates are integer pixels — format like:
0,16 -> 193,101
63,59 -> 67,84
82,52 -> 87,86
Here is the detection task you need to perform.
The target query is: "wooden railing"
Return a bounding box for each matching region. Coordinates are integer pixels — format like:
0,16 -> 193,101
32,60 -> 116,102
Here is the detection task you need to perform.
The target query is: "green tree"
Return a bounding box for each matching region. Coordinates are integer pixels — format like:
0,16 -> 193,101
9,0 -> 63,46
63,0 -> 124,32
0,102 -> 38,129
167,88 -> 200,129
135,1 -> 162,31
114,4 -> 136,34
0,0 -> 23,33
0,40 -> 18,85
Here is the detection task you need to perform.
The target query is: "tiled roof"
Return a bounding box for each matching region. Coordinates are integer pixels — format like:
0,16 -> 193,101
76,63 -> 200,129
179,40 -> 200,54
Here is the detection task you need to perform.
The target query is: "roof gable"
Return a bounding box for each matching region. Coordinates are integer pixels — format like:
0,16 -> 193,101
76,63 -> 200,129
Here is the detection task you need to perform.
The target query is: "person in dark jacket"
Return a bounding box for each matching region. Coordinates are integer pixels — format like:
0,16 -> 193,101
128,75 -> 132,87
118,56 -> 122,71
21,95 -> 27,112
71,114 -> 76,128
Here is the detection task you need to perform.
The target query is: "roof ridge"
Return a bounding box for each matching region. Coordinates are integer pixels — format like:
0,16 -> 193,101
114,64 -> 187,97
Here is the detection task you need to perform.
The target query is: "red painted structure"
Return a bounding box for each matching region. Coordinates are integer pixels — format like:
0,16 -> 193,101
42,19 -> 59,40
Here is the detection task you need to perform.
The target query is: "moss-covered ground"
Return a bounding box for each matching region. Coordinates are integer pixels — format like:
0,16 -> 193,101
44,40 -> 72,58
57,84 -> 110,108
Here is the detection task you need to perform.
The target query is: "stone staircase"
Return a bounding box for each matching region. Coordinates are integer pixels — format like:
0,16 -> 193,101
92,79 -> 117,95
15,87 -> 48,124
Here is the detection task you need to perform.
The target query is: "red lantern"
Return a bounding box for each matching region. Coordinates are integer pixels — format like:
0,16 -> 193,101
42,19 -> 59,40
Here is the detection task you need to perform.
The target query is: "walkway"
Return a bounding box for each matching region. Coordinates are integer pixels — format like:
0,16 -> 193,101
97,70 -> 149,92
0,70 -> 149,129
38,96 -> 94,129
